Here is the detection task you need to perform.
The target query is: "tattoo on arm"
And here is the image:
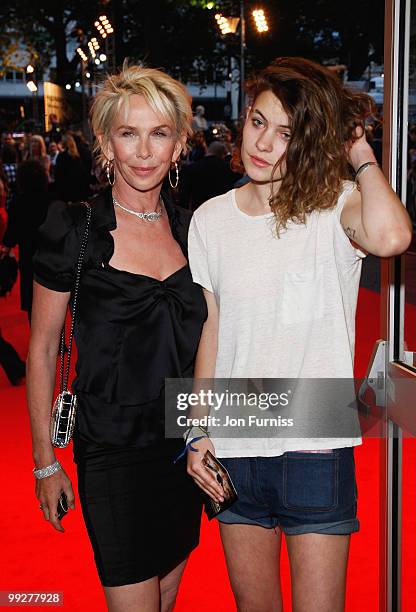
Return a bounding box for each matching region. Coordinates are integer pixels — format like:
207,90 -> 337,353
344,226 -> 356,240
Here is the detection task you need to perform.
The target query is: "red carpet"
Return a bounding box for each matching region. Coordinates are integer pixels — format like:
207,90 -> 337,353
1,283 -> 415,610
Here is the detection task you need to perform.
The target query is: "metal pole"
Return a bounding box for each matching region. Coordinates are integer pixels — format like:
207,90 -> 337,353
80,60 -> 87,137
33,91 -> 39,130
240,0 -> 246,114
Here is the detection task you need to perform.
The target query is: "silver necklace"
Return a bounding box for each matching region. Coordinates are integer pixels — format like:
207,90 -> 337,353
112,195 -> 163,222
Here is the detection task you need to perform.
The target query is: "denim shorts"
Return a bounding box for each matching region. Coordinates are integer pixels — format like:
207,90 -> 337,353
218,447 -> 359,535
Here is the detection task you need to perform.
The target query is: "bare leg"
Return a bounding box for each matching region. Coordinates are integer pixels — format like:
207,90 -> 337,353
104,577 -> 159,612
286,533 -> 350,612
220,523 -> 283,612
160,559 -> 188,612
103,558 -> 188,612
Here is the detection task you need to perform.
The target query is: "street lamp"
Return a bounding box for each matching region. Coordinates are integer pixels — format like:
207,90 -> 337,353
94,14 -> 115,72
25,64 -> 37,92
25,64 -> 39,126
95,15 -> 114,38
214,3 -> 269,113
252,9 -> 269,33
214,14 -> 239,35
88,38 -> 100,57
77,47 -> 88,63
26,80 -> 37,93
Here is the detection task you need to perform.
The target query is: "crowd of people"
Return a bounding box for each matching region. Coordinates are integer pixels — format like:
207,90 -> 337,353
0,59 -> 413,612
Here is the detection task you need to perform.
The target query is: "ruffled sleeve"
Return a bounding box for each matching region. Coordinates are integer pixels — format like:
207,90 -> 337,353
33,200 -> 81,292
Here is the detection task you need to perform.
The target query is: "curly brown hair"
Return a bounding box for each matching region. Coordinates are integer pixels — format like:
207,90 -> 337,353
232,57 -> 375,233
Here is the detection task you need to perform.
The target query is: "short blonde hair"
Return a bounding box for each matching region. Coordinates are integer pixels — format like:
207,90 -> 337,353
90,65 -> 193,166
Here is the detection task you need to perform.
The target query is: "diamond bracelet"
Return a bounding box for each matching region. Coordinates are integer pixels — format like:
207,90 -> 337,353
33,460 -> 62,480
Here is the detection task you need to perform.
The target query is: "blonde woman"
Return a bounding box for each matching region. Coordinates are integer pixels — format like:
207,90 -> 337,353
27,66 -> 206,611
25,134 -> 50,177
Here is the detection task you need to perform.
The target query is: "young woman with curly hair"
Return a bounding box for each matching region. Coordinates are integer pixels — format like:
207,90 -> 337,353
187,57 -> 412,612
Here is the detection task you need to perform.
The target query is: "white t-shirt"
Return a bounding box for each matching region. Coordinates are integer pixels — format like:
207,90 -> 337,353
188,183 -> 365,458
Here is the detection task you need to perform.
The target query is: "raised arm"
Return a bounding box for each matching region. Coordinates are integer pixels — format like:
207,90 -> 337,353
341,130 -> 413,257
26,282 -> 76,531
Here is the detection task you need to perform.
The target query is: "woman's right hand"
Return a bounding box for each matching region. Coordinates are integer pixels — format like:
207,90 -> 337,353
187,437 -> 225,503
35,468 -> 75,532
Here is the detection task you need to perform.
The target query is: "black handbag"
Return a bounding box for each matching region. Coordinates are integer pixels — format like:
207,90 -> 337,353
50,203 -> 91,448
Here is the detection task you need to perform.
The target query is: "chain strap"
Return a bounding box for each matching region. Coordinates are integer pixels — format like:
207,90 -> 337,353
59,203 -> 92,393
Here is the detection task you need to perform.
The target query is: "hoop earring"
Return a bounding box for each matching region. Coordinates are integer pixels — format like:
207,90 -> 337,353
168,161 -> 179,189
105,160 -> 115,186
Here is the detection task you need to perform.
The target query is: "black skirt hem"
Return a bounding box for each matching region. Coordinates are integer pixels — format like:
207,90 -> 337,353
98,540 -> 200,587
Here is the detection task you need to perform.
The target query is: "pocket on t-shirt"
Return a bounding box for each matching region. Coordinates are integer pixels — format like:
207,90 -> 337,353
281,266 -> 325,325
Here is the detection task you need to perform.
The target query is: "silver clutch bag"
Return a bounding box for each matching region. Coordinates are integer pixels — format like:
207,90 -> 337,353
50,203 -> 91,449
50,392 -> 78,448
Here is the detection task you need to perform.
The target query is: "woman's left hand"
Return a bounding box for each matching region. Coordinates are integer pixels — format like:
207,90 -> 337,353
346,126 -> 377,172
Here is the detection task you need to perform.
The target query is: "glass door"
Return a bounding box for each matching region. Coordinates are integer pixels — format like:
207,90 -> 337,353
380,0 -> 416,609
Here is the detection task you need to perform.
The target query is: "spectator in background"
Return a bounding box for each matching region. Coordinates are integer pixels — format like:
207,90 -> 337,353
1,144 -> 18,207
48,141 -> 60,166
189,130 -> 207,162
73,131 -> 93,176
2,133 -> 16,147
15,136 -> 26,163
47,141 -> 61,184
192,104 -> 208,132
54,132 -> 91,202
24,135 -> 51,178
223,127 -> 235,157
3,160 -> 51,322
0,162 -> 26,385
0,161 -> 8,230
179,140 -> 241,211
46,113 -> 62,144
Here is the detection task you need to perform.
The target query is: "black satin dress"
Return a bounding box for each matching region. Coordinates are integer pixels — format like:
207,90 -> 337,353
33,187 -> 207,587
